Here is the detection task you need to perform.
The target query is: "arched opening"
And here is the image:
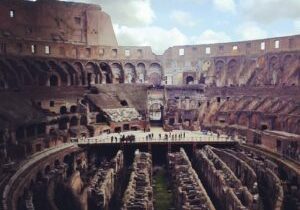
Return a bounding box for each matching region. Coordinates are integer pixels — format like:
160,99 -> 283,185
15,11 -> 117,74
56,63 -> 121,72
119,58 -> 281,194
44,165 -> 51,175
261,124 -> 268,131
74,62 -> 85,85
49,75 -> 58,87
70,105 -> 77,113
215,60 -> 225,73
169,118 -> 175,125
186,76 -> 194,85
120,100 -> 128,106
96,113 -> 107,123
123,124 -> 130,131
100,62 -> 112,84
58,118 -> 68,130
149,103 -> 163,126
60,106 -> 67,115
148,63 -> 162,86
111,63 -> 124,83
80,116 -> 87,125
26,125 -> 36,137
137,63 -> 146,83
124,63 -> 136,83
114,127 -> 121,133
37,123 -> 46,135
70,116 -> 78,126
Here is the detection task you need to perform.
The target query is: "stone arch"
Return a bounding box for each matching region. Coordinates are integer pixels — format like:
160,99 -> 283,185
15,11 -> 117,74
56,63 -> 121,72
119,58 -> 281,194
96,113 -> 107,123
215,60 -> 225,73
70,116 -> 78,127
58,117 -> 69,130
148,63 -> 162,86
54,159 -> 60,168
111,63 -> 124,83
80,115 -> 88,125
61,61 -> 79,86
149,102 -> 163,121
283,54 -> 293,71
48,60 -> 69,86
60,106 -> 67,115
22,59 -> 47,86
6,58 -> 34,86
269,56 -> 280,71
124,63 -> 137,83
186,76 -> 194,85
44,165 -> 51,175
70,105 -> 77,113
100,62 -> 113,84
228,59 -> 238,72
0,60 -> 20,88
85,62 -> 101,86
136,63 -> 146,83
49,74 -> 60,87
73,62 -> 85,85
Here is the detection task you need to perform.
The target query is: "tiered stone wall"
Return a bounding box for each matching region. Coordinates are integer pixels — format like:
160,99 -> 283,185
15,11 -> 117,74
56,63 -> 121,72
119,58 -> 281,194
167,148 -> 215,210
122,150 -> 153,210
194,146 -> 257,210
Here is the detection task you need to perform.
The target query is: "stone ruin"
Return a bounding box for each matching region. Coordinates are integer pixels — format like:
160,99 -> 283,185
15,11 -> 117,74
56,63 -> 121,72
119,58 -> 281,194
167,148 -> 216,210
88,150 -> 124,209
122,150 -> 153,210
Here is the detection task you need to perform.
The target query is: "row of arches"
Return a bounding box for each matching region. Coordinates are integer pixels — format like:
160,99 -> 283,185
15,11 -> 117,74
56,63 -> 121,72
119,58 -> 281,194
0,58 -> 163,89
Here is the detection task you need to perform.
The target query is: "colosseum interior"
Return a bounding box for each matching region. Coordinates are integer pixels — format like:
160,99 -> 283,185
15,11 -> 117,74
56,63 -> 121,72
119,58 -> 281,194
0,0 -> 299,210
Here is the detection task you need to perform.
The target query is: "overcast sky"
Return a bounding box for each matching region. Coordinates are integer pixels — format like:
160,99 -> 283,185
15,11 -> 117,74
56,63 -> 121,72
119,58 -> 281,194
61,0 -> 300,54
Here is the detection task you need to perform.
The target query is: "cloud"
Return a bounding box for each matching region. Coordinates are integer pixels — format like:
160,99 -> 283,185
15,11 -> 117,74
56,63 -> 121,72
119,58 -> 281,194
213,0 -> 236,13
113,24 -> 188,54
236,22 -> 268,40
240,0 -> 300,23
61,0 -> 155,26
170,10 -> 197,27
192,29 -> 231,44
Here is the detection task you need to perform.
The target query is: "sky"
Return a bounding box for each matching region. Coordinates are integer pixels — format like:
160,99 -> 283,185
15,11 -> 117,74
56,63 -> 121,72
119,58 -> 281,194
62,0 -> 300,54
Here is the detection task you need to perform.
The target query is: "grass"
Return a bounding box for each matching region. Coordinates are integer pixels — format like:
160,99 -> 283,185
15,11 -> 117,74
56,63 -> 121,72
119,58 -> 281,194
153,167 -> 174,210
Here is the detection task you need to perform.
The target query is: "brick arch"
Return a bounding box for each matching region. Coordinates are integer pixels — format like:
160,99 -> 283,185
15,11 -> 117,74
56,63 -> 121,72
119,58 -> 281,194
148,63 -> 162,86
0,59 -> 20,89
100,62 -> 113,84
48,60 -> 69,86
85,62 -> 102,85
136,63 -> 146,83
6,58 -> 34,86
111,62 -> 124,83
124,63 -> 137,83
215,59 -> 225,73
73,62 -> 85,85
61,61 -> 79,86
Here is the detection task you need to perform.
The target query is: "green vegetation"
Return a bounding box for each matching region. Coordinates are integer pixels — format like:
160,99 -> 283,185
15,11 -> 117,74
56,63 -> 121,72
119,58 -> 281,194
153,167 -> 174,210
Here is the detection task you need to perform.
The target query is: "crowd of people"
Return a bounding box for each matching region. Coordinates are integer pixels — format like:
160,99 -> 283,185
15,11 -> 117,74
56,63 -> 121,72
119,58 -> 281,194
76,129 -> 227,144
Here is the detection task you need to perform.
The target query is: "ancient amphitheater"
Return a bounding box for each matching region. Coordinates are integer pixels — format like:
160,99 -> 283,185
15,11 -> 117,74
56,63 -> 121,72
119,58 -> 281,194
0,0 -> 299,210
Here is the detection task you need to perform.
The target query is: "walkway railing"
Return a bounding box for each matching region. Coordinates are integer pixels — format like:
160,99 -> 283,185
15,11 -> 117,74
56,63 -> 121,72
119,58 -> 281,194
74,130 -> 235,145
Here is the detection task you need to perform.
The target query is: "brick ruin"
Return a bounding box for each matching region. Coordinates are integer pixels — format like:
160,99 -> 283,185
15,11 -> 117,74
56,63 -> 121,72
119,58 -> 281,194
0,0 -> 299,210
